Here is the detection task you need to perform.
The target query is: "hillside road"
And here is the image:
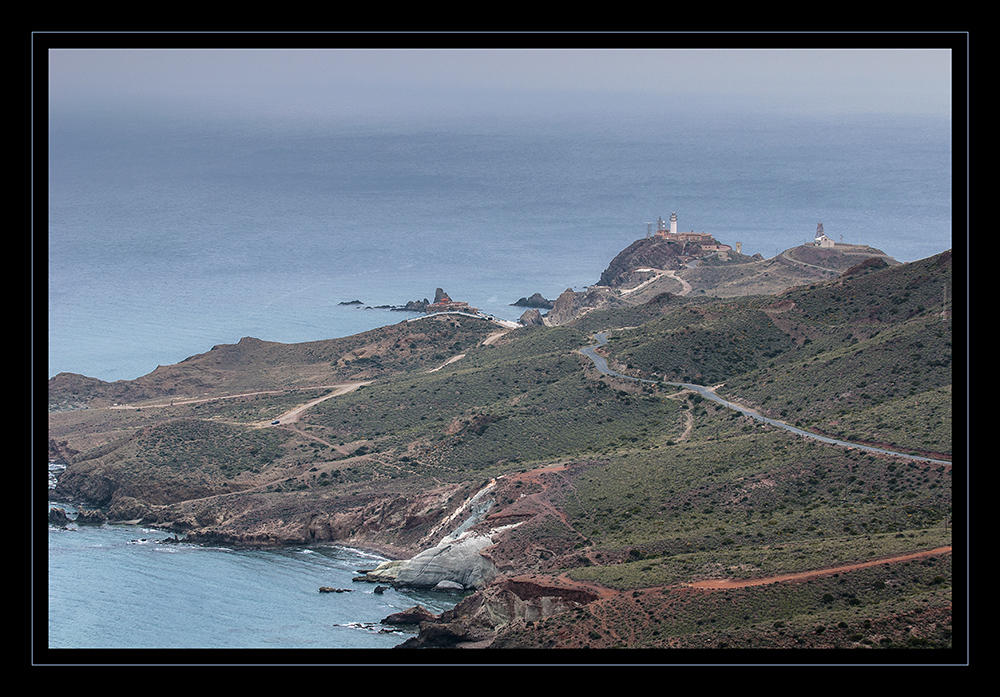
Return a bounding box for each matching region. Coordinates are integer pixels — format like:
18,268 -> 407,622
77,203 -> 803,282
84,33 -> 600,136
579,333 -> 951,465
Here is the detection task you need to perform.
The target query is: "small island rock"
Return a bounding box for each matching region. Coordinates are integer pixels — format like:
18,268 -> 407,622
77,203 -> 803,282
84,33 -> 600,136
381,605 -> 439,625
511,293 -> 554,309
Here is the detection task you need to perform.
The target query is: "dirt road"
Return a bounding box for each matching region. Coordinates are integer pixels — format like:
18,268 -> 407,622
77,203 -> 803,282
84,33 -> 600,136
426,354 -> 466,373
263,382 -> 370,426
482,329 -> 512,345
108,383 -> 368,413
509,545 -> 953,601
500,462 -> 952,599
685,546 -> 952,589
619,268 -> 692,298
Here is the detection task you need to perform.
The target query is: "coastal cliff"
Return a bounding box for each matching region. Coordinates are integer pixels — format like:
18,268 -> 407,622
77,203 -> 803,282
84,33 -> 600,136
358,532 -> 501,591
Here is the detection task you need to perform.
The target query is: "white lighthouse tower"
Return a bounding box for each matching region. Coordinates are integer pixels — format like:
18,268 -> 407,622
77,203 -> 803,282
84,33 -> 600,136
670,212 -> 677,236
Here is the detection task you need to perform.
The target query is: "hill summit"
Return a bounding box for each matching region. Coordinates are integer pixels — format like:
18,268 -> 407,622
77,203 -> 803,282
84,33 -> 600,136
525,240 -> 898,329
598,236 -> 708,287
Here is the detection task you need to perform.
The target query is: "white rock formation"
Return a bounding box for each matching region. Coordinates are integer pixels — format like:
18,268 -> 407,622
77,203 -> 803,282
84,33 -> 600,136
395,533 -> 499,590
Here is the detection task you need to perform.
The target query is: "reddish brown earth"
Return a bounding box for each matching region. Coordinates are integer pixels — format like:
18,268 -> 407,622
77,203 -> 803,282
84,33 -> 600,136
490,462 -> 952,598
686,546 -> 952,589
505,545 -> 952,599
408,459 -> 954,649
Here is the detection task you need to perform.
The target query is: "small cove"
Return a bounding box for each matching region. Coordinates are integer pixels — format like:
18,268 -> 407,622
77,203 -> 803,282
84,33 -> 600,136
47,474 -> 463,650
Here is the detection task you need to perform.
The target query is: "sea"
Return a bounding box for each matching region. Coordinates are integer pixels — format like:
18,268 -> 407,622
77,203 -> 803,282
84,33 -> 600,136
46,482 -> 461,654
42,104 -> 954,655
46,107 -> 954,384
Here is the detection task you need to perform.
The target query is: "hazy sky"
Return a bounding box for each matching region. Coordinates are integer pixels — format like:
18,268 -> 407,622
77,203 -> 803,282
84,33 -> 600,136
47,47 -> 954,121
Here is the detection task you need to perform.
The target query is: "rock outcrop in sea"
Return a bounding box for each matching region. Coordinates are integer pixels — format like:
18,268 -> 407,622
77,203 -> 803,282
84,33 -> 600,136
510,293 -> 554,309
49,506 -> 70,526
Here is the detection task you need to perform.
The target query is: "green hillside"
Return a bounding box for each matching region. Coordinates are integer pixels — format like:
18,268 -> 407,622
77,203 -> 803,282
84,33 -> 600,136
299,324 -> 685,479
593,250 -> 953,459
49,248 -> 956,651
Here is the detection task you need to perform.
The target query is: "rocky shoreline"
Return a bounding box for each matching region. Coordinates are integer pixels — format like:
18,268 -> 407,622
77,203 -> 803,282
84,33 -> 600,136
383,575 -> 606,648
49,459 -> 604,649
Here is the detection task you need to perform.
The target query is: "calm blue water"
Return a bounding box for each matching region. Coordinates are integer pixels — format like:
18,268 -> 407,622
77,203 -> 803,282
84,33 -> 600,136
47,499 -> 462,651
47,109 -> 952,383
44,107 -> 953,653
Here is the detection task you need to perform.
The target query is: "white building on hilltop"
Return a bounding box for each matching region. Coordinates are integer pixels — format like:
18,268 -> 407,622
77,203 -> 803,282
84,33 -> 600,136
814,222 -> 835,248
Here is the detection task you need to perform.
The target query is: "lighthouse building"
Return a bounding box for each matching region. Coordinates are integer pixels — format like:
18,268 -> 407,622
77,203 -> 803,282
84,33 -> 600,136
654,212 -> 731,252
814,222 -> 835,248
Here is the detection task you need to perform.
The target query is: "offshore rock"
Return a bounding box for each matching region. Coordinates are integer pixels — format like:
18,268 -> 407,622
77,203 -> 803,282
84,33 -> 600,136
511,293 -> 554,309
49,506 -> 71,526
381,605 -> 439,626
400,299 -> 430,312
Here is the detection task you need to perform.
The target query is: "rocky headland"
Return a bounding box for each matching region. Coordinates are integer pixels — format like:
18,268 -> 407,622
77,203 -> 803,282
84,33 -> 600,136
519,239 -> 898,329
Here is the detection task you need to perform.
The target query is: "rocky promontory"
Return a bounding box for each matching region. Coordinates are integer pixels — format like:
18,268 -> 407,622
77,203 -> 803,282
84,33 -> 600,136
355,530 -> 504,592
598,236 -> 705,287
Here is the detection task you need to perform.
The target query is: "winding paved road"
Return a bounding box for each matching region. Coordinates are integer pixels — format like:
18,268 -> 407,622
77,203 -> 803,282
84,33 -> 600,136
578,333 -> 951,465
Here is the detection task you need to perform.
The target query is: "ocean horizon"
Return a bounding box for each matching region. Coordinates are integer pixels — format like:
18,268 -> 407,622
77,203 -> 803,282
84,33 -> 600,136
47,108 -> 953,384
